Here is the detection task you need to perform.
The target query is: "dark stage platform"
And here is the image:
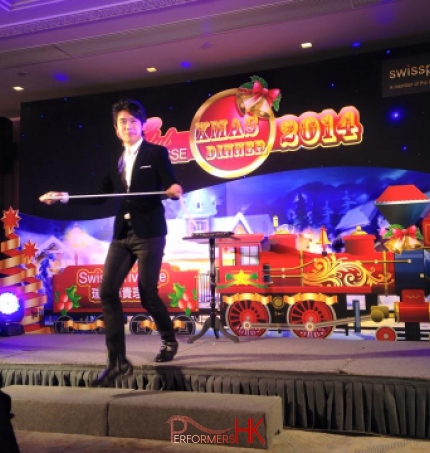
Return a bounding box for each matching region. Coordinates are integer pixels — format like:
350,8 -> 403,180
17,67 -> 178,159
1,330 -> 430,440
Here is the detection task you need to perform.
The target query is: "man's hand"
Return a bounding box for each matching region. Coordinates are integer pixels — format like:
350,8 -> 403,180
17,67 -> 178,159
39,192 -> 68,205
165,184 -> 183,199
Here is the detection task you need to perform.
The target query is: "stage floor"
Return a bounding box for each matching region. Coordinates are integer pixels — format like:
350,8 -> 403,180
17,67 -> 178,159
1,331 -> 430,381
12,425 -> 430,453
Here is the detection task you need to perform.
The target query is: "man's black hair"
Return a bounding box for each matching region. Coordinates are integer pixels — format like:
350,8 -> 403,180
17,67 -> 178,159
112,98 -> 147,126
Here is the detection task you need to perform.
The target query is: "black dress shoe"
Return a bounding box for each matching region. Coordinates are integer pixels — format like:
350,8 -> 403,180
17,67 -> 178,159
155,340 -> 178,362
91,358 -> 133,387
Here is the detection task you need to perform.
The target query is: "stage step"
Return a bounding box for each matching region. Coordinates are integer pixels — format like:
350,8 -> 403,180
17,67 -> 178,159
3,385 -> 283,449
3,385 -> 134,436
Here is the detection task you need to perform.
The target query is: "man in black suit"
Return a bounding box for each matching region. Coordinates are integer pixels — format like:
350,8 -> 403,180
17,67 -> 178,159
40,98 -> 183,387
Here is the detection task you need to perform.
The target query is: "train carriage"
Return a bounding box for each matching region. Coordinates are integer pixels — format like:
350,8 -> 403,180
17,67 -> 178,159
51,262 -> 200,335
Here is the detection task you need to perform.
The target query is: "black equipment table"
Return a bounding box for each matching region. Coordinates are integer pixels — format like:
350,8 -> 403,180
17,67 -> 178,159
184,232 -> 239,343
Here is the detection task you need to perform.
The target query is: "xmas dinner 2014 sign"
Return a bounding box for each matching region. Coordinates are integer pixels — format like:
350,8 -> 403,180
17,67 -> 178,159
145,76 -> 364,178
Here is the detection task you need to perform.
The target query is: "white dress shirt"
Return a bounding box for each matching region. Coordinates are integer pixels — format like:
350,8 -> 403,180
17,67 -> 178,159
123,137 -> 142,190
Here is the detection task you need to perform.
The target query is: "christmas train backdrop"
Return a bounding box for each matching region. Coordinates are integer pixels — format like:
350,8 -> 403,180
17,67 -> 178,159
4,45 -> 430,339
3,177 -> 430,341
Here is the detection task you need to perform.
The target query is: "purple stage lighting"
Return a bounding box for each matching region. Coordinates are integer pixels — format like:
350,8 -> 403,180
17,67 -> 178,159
54,73 -> 69,82
0,292 -> 19,316
389,108 -> 404,122
0,292 -> 25,337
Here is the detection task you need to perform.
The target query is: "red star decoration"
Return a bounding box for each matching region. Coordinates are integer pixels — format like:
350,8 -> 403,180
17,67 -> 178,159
1,207 -> 21,235
22,240 -> 38,264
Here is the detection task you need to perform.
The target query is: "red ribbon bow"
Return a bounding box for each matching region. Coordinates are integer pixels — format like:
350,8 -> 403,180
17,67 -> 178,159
391,225 -> 417,240
251,81 -> 280,107
238,81 -> 280,107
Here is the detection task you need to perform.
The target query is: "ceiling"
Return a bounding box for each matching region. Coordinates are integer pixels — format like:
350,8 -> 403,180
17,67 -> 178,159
1,0 -> 430,121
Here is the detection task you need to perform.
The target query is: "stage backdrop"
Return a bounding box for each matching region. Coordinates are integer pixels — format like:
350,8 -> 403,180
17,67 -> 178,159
9,41 -> 430,338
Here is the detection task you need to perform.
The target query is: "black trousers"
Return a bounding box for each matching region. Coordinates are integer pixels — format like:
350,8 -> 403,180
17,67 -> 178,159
99,225 -> 175,361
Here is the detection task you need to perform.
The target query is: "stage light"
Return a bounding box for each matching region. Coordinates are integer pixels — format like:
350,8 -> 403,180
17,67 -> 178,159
388,107 -> 404,122
0,292 -> 25,337
54,73 -> 69,82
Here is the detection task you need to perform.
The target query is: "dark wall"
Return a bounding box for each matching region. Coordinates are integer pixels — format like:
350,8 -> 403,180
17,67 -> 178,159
0,117 -> 18,211
18,42 -> 430,220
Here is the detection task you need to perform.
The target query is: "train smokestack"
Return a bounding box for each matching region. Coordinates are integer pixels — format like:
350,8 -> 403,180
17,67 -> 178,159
375,185 -> 429,226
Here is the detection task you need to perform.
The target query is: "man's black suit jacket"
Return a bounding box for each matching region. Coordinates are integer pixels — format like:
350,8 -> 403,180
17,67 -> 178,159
91,140 -> 179,240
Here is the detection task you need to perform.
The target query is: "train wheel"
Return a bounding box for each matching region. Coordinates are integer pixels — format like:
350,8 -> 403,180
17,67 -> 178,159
287,299 -> 335,339
173,315 -> 196,336
226,299 -> 271,337
129,314 -> 153,335
54,315 -> 74,334
375,326 -> 397,341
